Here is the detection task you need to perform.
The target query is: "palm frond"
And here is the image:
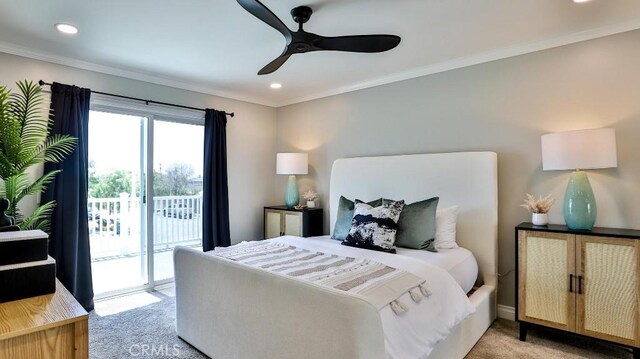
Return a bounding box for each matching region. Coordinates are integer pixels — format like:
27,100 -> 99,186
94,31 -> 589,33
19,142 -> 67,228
0,177 -> 5,198
14,81 -> 50,156
0,86 -> 12,166
11,81 -> 44,128
43,135 -> 77,163
3,172 -> 31,201
14,170 -> 61,204
0,85 -> 11,136
2,173 -> 31,218
20,201 -> 56,232
15,134 -> 77,172
0,115 -> 22,169
13,210 -> 24,225
0,151 -> 15,178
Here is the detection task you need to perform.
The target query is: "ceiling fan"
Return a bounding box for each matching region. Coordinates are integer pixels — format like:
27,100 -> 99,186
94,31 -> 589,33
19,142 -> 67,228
237,0 -> 401,75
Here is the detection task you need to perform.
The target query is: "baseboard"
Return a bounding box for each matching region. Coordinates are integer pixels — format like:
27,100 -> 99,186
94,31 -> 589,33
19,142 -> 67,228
497,304 -> 515,321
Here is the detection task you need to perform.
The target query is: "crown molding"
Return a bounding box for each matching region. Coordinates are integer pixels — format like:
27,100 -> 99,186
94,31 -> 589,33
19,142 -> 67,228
1,17 -> 639,109
276,18 -> 640,107
0,41 -> 277,108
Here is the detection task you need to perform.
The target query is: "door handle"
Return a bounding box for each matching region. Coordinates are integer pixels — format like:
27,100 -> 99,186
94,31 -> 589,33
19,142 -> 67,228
569,274 -> 574,293
578,275 -> 583,295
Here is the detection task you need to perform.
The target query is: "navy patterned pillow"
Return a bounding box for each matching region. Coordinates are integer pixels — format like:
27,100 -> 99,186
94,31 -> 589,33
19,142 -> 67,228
342,200 -> 405,253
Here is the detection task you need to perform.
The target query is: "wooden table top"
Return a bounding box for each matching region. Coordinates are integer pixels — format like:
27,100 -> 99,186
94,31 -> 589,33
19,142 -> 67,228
0,279 -> 88,341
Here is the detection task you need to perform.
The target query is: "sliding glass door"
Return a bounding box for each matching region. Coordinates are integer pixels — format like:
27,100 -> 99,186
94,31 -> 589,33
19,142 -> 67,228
88,111 -> 148,295
152,120 -> 204,283
88,108 -> 204,297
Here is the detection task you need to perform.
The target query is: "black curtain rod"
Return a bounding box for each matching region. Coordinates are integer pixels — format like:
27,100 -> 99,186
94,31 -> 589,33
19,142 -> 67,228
38,80 -> 234,118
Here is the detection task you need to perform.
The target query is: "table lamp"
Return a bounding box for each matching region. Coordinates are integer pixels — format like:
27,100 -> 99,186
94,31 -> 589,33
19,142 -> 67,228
276,153 -> 308,209
541,128 -> 617,230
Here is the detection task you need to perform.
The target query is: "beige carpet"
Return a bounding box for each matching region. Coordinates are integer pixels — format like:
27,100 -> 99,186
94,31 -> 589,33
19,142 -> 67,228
467,319 -> 633,358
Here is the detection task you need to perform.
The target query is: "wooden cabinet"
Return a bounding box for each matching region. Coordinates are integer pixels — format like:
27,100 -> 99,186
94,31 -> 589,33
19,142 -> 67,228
516,223 -> 640,356
264,206 -> 323,239
0,279 -> 89,359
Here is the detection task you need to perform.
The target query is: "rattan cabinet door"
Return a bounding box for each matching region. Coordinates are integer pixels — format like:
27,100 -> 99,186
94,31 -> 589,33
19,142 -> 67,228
283,212 -> 303,236
265,209 -> 283,239
576,236 -> 639,346
518,231 -> 576,332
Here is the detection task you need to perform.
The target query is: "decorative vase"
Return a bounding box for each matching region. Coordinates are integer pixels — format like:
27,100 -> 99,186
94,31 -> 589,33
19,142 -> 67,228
307,200 -> 316,208
563,170 -> 596,230
284,175 -> 299,209
531,213 -> 548,226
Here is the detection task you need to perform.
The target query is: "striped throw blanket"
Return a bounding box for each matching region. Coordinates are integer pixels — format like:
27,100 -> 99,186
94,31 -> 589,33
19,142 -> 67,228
210,240 -> 431,314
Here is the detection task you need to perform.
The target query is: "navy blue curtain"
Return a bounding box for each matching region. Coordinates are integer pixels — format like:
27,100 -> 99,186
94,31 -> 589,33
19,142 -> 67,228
203,109 -> 231,251
42,82 -> 94,311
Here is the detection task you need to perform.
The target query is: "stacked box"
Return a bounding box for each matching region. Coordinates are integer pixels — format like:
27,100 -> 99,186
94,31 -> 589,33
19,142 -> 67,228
0,230 -> 56,302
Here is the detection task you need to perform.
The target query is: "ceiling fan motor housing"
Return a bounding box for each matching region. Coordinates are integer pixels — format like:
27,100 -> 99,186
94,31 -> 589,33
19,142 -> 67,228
291,6 -> 313,24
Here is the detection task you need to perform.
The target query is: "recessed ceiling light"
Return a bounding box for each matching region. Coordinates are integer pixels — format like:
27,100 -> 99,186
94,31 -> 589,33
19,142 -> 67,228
55,23 -> 78,35
270,83 -> 282,89
573,0 -> 591,3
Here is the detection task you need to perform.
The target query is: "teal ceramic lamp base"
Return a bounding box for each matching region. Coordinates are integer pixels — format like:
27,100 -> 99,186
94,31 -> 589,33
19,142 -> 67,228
284,175 -> 300,209
563,170 -> 597,230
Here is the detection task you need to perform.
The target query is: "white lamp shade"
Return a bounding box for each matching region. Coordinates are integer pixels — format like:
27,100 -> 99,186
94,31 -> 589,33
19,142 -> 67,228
541,128 -> 617,171
276,153 -> 308,175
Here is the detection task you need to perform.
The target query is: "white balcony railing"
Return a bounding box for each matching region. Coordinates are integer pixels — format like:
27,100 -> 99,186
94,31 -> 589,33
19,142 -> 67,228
88,194 -> 203,260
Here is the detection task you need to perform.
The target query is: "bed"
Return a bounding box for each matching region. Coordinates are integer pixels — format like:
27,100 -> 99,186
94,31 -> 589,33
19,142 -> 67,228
174,151 -> 498,359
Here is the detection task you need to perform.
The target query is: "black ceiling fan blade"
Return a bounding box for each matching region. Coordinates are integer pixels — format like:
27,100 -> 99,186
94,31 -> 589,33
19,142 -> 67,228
315,35 -> 401,53
237,0 -> 292,40
258,54 -> 292,75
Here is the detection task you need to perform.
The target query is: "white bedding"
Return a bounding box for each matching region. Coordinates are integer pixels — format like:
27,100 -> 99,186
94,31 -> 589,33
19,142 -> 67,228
396,246 -> 479,293
272,235 -> 475,359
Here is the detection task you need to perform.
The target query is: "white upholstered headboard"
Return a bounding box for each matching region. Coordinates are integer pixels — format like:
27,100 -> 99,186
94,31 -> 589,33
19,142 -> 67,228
329,152 -> 498,286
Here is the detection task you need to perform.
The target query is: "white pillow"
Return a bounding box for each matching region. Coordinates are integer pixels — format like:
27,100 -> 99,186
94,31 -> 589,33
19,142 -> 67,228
435,206 -> 459,250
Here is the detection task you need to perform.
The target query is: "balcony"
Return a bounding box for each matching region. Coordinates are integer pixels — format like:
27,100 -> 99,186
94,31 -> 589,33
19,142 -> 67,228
89,195 -> 203,295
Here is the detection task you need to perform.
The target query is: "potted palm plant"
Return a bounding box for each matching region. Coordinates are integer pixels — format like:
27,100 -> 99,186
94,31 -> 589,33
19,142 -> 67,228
0,80 -> 77,231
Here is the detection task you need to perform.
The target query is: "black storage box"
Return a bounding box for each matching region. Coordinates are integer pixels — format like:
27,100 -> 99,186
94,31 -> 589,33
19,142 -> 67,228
0,230 -> 49,266
0,256 -> 56,303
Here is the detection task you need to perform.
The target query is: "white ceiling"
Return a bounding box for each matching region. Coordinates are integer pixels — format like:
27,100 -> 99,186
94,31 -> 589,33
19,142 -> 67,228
1,0 -> 640,107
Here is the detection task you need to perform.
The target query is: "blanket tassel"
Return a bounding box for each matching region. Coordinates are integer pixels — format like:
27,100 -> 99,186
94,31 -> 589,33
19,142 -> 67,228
390,300 -> 408,315
409,288 -> 422,303
419,283 -> 432,298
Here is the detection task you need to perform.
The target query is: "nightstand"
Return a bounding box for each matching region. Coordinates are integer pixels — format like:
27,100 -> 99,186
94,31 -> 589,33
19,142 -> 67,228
264,206 -> 323,239
516,222 -> 640,357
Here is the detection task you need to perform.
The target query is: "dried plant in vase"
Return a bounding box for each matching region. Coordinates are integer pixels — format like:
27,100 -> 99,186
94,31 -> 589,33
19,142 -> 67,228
302,190 -> 319,208
521,193 -> 555,226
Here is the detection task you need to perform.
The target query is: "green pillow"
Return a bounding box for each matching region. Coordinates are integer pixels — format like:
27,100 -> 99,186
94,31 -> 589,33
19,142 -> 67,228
384,197 -> 439,251
331,196 -> 382,241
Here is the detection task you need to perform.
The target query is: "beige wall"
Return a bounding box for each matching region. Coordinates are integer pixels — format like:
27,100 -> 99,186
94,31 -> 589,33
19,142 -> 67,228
275,29 -> 640,307
0,52 -> 278,244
